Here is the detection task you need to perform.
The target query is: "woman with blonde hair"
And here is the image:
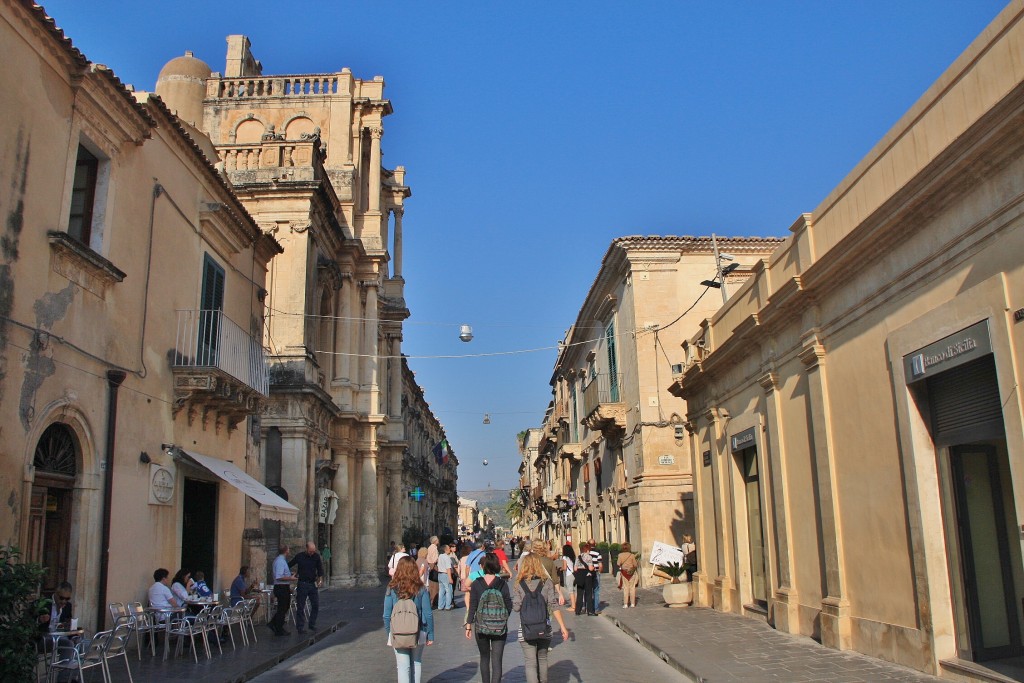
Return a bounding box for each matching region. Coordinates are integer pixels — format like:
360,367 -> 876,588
415,546 -> 430,585
513,554 -> 569,683
383,556 -> 434,683
616,542 -> 640,608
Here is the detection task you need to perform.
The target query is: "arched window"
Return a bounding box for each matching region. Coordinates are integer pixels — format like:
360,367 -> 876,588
33,423 -> 78,479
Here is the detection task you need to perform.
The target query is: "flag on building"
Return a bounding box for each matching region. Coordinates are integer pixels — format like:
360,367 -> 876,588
432,439 -> 450,465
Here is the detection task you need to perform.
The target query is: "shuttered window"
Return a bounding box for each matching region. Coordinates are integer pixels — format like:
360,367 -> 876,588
198,254 -> 226,365
926,355 -> 1004,446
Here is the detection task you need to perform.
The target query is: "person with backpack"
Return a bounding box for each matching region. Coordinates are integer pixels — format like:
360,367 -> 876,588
383,556 -> 435,683
513,554 -> 570,683
465,552 -> 513,683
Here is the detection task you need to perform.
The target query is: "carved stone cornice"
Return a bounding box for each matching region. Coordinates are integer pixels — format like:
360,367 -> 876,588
48,231 -> 125,298
799,333 -> 826,370
172,368 -> 263,434
581,403 -> 626,439
759,372 -> 780,393
317,256 -> 344,291
368,126 -> 384,139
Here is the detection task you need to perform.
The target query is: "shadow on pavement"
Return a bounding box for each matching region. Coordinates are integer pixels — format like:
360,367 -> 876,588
548,659 -> 583,683
427,660 -> 478,682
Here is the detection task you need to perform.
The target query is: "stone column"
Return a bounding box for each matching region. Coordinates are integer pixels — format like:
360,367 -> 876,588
349,280 -> 362,392
334,273 -> 353,383
362,280 -> 380,414
390,336 -> 402,418
392,208 -> 404,278
368,127 -> 382,213
359,449 -> 379,585
759,370 -> 799,633
330,448 -> 354,586
799,333 -> 851,650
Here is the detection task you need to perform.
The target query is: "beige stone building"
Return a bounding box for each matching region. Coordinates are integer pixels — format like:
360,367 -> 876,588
528,236 -> 781,574
670,3 -> 1024,678
0,0 -> 284,630
154,34 -> 415,585
399,358 -> 458,542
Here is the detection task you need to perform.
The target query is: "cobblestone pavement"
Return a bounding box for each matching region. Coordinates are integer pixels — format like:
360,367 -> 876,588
251,587 -> 689,683
600,581 -> 944,683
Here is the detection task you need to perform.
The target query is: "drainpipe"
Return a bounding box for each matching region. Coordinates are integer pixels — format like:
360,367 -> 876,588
96,369 -> 126,630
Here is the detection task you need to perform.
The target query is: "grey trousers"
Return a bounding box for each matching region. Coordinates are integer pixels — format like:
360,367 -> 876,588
520,638 -> 551,683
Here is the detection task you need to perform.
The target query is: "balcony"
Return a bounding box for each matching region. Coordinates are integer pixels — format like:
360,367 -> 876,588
171,309 -> 269,431
581,373 -> 627,436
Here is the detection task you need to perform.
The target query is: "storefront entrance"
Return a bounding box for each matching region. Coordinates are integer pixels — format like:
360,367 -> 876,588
182,478 -> 218,584
29,423 -> 78,593
739,446 -> 767,606
949,442 -> 1022,661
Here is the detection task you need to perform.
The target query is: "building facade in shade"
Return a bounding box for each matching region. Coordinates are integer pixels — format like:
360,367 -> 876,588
154,35 -> 414,585
527,236 -> 782,577
399,358 -> 458,542
670,3 -> 1024,678
0,1 -> 284,631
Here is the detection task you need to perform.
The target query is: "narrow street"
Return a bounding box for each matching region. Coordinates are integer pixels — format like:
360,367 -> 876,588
250,592 -> 687,683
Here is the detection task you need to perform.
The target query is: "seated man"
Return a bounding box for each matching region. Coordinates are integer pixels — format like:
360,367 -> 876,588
37,582 -> 73,652
229,565 -> 259,615
148,568 -> 179,619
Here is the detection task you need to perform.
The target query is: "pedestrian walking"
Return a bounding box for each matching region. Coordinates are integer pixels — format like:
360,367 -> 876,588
616,542 -> 640,608
587,539 -> 603,614
269,544 -> 297,636
560,544 -> 577,612
416,547 -> 430,585
383,556 -> 434,683
289,541 -> 324,633
574,543 -> 595,616
437,544 -> 455,610
426,535 -> 440,608
388,543 -> 410,577
681,534 -> 697,581
513,554 -> 570,683
465,552 -> 512,683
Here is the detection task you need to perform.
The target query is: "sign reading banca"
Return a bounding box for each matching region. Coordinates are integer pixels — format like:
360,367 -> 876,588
904,320 -> 991,384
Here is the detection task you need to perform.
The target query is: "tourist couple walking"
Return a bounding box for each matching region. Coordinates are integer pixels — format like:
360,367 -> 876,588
383,551 -> 570,683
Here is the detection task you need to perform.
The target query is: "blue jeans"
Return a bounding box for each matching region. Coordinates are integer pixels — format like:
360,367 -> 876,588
593,575 -> 601,612
394,644 -> 425,683
438,575 -> 453,609
295,581 -> 319,630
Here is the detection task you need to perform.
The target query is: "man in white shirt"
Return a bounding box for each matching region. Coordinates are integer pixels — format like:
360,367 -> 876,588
268,545 -> 296,636
147,568 -> 179,631
436,544 -> 455,610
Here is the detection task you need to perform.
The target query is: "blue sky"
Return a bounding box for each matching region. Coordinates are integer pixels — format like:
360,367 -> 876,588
41,0 -> 1008,493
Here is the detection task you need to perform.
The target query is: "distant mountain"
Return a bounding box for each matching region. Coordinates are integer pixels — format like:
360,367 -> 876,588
461,488 -> 513,529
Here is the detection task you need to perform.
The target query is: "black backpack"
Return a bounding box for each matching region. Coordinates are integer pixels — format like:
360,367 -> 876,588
519,579 -> 550,640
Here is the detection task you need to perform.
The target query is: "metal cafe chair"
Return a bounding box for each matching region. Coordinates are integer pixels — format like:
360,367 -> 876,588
47,632 -> 108,683
240,597 -> 259,644
218,603 -> 246,648
101,619 -> 135,683
168,609 -> 209,662
108,601 -> 129,624
127,601 -> 159,658
203,606 -> 224,656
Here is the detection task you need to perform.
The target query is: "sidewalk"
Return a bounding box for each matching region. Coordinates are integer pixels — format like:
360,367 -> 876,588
106,586 -> 383,683
596,579 -> 943,683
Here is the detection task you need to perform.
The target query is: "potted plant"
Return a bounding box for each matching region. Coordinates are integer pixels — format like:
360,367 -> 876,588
654,561 -> 692,606
0,546 -> 47,682
595,542 -> 611,574
609,543 -> 621,574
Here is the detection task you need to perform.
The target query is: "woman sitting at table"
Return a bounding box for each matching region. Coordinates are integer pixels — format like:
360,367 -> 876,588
171,568 -> 192,604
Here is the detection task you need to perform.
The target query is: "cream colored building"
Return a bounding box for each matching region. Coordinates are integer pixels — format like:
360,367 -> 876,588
400,358 -> 458,541
0,1 -> 285,631
530,236 -> 781,573
155,34 -> 414,585
671,3 -> 1024,679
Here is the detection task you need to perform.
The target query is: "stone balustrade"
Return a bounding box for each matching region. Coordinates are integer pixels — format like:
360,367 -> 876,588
218,139 -> 323,172
208,74 -> 342,99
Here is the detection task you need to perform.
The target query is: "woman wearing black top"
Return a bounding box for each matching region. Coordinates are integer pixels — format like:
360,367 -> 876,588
464,552 -> 513,683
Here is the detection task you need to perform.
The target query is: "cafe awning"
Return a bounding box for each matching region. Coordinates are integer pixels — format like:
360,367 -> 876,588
179,450 -> 298,522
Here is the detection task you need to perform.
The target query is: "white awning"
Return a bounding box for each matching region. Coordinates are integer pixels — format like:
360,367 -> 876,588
180,450 -> 298,522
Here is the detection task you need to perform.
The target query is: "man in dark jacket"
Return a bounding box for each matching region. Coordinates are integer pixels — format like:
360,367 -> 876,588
289,541 -> 324,633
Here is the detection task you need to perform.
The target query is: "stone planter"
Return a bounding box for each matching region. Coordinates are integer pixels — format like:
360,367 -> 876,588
663,579 -> 692,607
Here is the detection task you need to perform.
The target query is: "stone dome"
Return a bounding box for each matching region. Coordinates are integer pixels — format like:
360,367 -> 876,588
155,51 -> 211,128
157,51 -> 212,81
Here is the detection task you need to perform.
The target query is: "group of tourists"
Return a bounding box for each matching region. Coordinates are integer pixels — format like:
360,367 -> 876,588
383,535 -> 644,683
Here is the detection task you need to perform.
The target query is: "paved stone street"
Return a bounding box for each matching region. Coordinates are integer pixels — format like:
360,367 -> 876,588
250,586 -> 688,683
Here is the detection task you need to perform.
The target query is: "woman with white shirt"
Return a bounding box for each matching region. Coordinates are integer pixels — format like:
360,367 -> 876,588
170,568 -> 192,604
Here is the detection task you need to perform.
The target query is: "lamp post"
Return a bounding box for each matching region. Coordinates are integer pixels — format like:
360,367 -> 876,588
700,233 -> 741,303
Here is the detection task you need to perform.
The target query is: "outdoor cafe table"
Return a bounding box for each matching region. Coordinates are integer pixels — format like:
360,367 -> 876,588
146,606 -> 187,661
41,628 -> 85,679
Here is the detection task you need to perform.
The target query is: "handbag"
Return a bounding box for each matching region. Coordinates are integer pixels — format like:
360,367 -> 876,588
428,568 -> 439,582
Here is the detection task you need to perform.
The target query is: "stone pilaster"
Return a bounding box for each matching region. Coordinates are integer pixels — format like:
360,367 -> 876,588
358,450 -> 380,585
392,208 -> 403,278
800,333 -> 851,650
329,448 -> 355,586
368,127 -> 382,213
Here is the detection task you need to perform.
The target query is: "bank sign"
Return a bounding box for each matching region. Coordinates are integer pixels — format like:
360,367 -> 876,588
904,320 -> 991,384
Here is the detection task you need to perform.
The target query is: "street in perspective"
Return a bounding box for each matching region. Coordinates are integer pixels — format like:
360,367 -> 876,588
3,1 -> 1024,682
